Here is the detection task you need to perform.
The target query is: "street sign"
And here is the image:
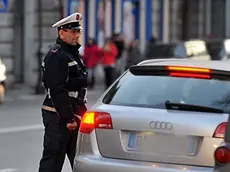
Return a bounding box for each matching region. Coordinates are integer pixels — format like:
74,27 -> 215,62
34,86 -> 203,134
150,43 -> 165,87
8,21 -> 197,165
0,0 -> 8,12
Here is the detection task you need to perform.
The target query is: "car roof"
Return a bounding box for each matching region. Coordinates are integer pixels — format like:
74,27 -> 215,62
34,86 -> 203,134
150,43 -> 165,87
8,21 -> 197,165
137,59 -> 230,72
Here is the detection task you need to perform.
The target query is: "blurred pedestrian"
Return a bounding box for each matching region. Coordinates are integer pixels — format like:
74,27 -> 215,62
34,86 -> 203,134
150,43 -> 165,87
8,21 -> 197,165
112,31 -> 125,77
38,12 -> 87,172
83,37 -> 101,89
145,35 -> 158,59
125,39 -> 143,70
112,31 -> 125,61
101,37 -> 118,89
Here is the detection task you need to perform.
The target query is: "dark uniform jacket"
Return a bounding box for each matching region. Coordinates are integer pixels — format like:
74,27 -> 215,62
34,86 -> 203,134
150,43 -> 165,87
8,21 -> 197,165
42,37 -> 87,124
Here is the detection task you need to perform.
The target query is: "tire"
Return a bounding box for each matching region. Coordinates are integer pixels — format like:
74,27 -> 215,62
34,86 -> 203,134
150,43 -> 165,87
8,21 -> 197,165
0,84 -> 5,104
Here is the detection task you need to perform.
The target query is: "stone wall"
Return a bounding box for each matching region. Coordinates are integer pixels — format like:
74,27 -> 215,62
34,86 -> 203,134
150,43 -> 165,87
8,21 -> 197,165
0,0 -> 15,86
0,0 -> 60,87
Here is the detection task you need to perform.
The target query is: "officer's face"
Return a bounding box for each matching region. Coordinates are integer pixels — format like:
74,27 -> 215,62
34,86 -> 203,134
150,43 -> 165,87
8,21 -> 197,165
59,29 -> 81,45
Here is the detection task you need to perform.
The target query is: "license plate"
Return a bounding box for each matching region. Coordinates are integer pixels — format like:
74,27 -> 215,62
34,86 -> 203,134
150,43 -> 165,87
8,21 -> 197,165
127,132 -> 199,155
128,133 -> 143,149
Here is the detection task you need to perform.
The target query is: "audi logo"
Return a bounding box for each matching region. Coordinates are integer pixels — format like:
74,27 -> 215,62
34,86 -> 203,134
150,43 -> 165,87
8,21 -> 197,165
149,121 -> 173,130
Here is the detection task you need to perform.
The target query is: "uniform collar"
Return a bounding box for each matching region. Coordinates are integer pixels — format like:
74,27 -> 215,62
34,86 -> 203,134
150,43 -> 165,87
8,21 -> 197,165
56,37 -> 81,55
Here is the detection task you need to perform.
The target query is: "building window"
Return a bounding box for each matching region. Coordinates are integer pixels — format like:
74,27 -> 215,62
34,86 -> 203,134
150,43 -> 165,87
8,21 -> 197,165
211,0 -> 226,38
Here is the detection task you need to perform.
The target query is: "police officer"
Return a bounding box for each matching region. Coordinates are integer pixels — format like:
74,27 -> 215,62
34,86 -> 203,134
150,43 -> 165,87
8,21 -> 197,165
38,12 -> 87,172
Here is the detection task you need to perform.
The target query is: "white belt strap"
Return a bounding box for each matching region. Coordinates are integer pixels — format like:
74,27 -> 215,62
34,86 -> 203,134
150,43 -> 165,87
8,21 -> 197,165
42,105 -> 56,112
68,91 -> 79,98
42,105 -> 81,120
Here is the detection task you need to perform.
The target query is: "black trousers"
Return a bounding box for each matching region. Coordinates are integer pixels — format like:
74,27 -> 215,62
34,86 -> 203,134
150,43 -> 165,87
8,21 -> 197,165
103,66 -> 115,89
38,105 -> 86,172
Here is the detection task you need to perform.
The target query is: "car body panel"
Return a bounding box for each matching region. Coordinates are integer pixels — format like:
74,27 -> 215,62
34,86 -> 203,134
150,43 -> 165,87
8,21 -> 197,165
74,133 -> 213,172
93,104 -> 227,166
74,59 -> 230,172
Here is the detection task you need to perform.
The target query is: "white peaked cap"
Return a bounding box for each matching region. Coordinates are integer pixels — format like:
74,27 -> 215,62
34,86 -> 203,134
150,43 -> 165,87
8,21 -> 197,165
52,12 -> 83,30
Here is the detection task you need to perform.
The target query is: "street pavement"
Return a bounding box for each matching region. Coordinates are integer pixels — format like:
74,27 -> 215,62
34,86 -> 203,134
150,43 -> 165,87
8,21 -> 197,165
0,85 -> 105,172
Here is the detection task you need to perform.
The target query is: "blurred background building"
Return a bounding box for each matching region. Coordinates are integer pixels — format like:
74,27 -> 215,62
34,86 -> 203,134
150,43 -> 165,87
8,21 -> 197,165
0,0 -> 230,87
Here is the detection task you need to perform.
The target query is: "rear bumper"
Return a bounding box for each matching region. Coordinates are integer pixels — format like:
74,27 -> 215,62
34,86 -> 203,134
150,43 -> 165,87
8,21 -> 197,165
73,155 -> 213,172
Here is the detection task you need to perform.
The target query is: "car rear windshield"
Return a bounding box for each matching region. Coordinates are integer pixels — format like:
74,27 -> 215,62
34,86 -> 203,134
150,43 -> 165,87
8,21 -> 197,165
102,71 -> 230,112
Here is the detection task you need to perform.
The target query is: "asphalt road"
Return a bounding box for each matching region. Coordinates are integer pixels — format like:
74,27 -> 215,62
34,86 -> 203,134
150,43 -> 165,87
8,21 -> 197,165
0,86 -> 104,172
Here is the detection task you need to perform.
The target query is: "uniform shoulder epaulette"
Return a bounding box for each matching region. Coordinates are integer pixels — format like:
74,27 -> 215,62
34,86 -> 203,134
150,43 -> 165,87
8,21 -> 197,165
49,44 -> 61,54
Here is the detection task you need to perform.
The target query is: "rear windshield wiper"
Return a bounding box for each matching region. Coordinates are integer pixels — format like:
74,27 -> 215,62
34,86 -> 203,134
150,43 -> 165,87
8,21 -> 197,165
165,101 -> 224,113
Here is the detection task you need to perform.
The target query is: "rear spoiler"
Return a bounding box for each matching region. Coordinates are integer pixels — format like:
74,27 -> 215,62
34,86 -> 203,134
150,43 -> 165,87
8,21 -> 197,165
130,65 -> 230,79
137,58 -> 188,66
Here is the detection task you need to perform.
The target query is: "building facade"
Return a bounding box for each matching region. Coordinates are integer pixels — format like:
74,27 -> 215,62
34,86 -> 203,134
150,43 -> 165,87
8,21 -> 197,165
0,0 -> 230,87
67,0 -> 156,52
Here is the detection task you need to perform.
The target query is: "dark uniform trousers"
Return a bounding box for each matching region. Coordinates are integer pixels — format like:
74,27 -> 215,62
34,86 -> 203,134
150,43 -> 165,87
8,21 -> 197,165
38,104 -> 86,172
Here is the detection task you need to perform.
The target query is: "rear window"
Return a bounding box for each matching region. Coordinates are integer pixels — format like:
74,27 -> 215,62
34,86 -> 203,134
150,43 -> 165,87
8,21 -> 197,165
102,71 -> 230,112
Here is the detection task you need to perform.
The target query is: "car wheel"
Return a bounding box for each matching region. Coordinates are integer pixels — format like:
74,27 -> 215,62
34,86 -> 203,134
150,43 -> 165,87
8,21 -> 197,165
0,84 -> 5,104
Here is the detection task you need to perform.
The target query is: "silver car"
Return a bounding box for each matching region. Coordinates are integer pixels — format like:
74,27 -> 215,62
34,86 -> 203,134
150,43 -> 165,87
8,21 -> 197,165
74,59 -> 230,172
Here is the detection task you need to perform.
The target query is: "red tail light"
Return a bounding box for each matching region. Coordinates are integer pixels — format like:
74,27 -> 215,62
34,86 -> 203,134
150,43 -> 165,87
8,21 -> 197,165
167,66 -> 211,79
213,122 -> 227,139
167,66 -> 210,73
214,147 -> 230,164
169,72 -> 211,79
79,111 -> 113,134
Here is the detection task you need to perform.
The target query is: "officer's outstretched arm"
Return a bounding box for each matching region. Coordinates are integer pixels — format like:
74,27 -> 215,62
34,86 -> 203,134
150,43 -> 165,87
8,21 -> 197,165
45,53 -> 75,123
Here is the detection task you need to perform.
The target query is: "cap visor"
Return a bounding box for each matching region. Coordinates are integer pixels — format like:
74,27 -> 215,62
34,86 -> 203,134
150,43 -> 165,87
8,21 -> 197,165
69,26 -> 83,30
